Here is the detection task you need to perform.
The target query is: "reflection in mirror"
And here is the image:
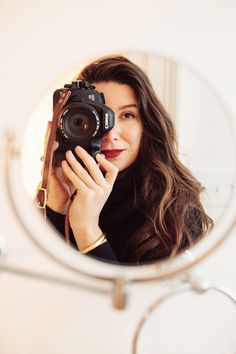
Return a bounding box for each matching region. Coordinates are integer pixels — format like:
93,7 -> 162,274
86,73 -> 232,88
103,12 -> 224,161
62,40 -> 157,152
22,52 -> 235,266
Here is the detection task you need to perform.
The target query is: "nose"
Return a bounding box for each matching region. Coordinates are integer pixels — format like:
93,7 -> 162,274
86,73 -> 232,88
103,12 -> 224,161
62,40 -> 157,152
103,116 -> 120,142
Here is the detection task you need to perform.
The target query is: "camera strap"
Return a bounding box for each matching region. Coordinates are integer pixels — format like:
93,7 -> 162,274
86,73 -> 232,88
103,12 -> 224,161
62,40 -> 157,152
36,89 -> 72,209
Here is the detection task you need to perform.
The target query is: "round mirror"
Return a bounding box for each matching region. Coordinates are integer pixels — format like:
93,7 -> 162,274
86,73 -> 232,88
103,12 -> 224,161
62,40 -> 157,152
15,51 -> 236,280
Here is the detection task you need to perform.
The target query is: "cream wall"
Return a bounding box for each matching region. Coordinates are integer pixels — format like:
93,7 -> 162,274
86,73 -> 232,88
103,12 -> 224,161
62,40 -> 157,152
0,1 -> 236,354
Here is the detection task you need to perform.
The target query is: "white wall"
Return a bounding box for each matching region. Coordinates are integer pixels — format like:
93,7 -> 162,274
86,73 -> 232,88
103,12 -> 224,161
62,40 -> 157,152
0,1 -> 236,354
177,65 -> 235,220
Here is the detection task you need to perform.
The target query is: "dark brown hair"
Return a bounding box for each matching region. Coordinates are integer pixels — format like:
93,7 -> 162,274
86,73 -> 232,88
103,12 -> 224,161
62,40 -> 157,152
77,54 -> 213,263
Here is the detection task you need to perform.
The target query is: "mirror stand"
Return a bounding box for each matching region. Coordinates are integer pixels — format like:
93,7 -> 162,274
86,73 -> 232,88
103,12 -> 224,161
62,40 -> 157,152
0,233 -> 6,261
132,270 -> 236,354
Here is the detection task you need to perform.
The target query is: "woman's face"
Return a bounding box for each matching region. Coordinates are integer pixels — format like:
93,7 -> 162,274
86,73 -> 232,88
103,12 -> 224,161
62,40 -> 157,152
94,81 -> 143,172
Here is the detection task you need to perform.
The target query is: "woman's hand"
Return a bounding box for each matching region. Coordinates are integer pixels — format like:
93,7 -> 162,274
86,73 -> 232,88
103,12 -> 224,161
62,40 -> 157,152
61,146 -> 118,250
47,165 -> 75,214
41,121 -> 75,214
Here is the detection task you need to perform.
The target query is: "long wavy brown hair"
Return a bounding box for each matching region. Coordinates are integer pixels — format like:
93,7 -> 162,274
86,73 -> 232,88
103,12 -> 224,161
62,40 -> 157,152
77,54 -> 213,263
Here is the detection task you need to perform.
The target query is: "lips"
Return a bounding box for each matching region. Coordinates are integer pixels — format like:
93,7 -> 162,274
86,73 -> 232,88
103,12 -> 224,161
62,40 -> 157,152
101,149 -> 126,158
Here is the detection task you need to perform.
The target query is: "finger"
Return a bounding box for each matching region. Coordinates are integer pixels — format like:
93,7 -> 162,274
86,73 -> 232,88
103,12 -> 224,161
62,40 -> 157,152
96,154 -> 118,186
74,146 -> 105,186
65,150 -> 97,189
55,167 -> 76,194
52,140 -> 59,152
61,159 -> 89,192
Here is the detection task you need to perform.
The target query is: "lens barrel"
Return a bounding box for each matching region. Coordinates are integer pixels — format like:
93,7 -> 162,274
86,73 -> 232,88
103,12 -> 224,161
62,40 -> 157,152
59,103 -> 100,141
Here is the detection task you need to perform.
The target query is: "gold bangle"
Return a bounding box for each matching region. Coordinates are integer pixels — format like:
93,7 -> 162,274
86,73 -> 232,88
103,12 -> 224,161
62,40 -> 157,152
80,233 -> 106,254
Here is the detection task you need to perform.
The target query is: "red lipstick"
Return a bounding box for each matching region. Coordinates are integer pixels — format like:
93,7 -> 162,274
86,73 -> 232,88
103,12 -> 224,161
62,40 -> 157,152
101,149 -> 125,158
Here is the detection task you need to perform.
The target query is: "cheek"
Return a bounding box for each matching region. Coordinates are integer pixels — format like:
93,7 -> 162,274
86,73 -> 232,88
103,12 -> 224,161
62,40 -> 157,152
126,127 -> 142,150
131,129 -> 142,153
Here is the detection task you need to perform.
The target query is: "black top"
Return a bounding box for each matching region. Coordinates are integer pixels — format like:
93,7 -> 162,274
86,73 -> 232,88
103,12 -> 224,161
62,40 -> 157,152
46,168 -> 146,265
46,167 -> 204,265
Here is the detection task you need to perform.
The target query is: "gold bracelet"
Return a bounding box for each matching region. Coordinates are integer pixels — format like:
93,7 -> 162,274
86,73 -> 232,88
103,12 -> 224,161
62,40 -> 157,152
80,233 -> 106,254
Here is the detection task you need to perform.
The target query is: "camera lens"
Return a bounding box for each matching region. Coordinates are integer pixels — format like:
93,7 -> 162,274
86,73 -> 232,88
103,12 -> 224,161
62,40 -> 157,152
60,103 -> 100,141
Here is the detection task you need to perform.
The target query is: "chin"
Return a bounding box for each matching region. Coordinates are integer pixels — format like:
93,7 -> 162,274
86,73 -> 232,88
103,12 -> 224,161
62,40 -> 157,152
112,163 -> 126,172
114,163 -> 124,171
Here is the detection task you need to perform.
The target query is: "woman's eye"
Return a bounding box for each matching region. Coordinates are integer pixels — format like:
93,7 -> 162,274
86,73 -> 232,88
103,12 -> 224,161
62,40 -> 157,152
122,112 -> 136,119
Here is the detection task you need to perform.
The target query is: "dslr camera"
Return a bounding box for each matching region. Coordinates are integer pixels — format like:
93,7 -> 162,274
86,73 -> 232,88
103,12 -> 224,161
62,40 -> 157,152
52,80 -> 115,166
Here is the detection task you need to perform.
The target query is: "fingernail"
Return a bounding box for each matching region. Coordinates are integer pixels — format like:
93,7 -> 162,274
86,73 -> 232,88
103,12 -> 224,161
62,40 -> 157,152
66,150 -> 73,157
96,153 -> 105,159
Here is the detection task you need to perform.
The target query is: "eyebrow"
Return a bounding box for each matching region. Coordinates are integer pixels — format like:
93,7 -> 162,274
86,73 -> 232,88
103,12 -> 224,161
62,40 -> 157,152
118,104 -> 138,110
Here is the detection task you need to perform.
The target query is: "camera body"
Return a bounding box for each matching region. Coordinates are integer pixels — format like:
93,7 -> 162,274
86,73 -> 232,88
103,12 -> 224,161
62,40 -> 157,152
52,80 -> 115,166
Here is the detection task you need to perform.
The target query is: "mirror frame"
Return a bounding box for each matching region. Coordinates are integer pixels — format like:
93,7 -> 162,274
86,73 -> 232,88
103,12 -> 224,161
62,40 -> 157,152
2,53 -> 236,288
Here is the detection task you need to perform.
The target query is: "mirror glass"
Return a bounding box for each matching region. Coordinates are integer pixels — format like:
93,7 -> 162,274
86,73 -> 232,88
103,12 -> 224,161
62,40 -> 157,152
21,52 -> 236,266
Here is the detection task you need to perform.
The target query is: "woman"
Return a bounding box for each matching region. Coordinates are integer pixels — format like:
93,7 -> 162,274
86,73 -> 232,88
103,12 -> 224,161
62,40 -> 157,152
45,55 -> 213,265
